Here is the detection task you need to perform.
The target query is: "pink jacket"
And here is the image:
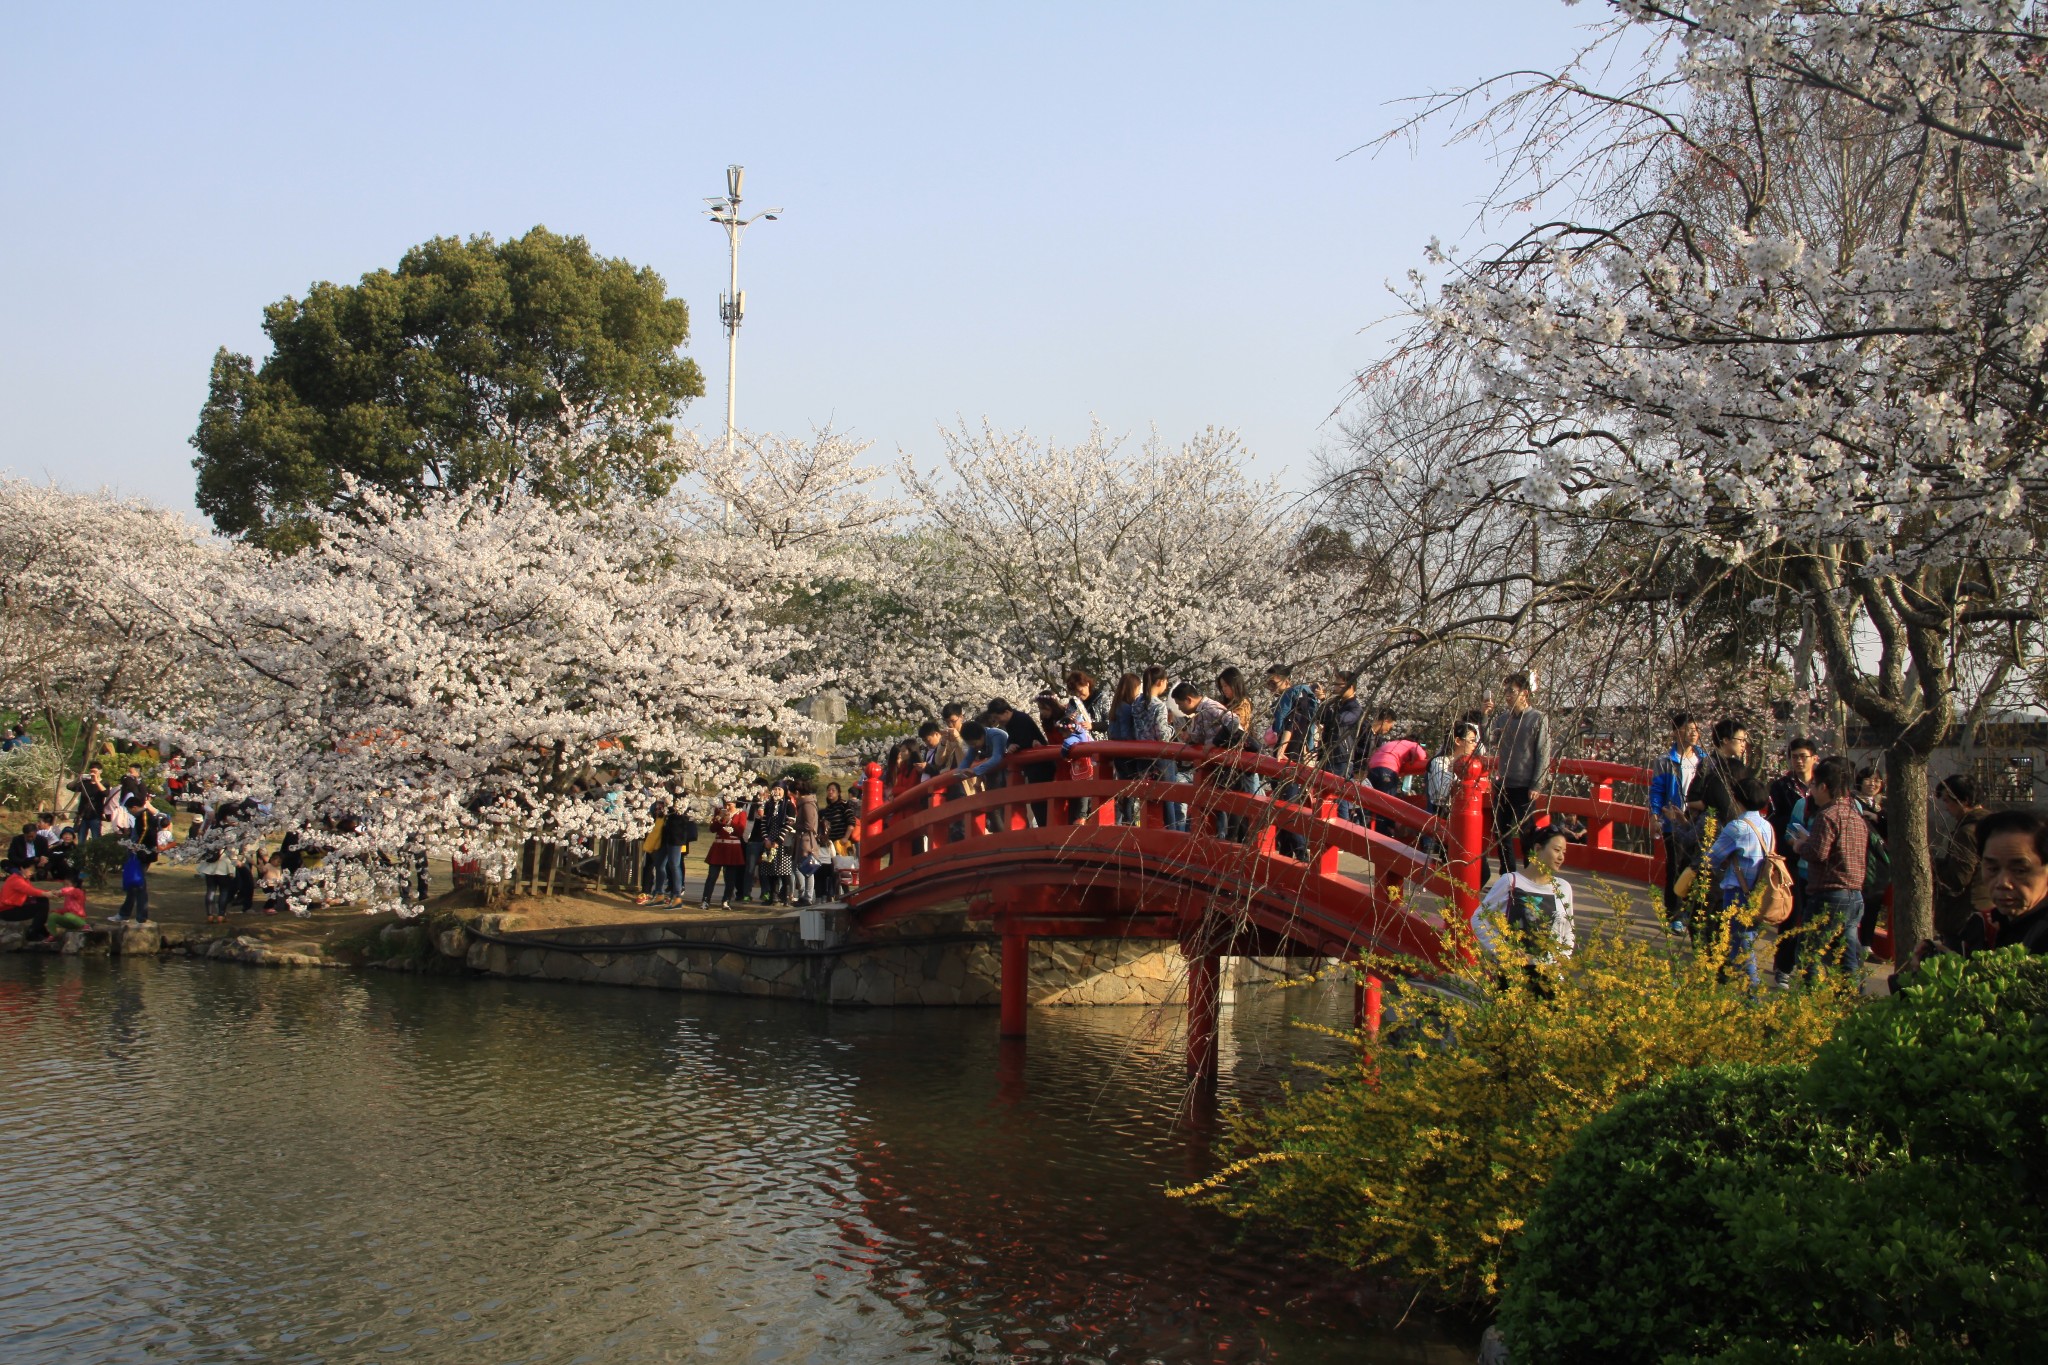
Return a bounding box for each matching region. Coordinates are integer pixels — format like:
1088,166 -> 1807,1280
1365,739 -> 1430,776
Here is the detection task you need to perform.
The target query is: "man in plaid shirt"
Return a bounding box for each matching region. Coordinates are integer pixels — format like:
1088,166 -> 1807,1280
1789,755 -> 1869,982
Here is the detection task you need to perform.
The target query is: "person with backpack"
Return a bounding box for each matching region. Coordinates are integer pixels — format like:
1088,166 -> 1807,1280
1266,664 -> 1320,858
1786,756 -> 1868,984
1319,674 -> 1367,818
639,799 -> 694,908
1706,776 -> 1784,988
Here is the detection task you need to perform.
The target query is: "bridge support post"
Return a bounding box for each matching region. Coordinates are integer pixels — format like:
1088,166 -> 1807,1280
1185,946 -> 1221,1080
1590,776 -> 1614,853
1000,932 -> 1029,1038
1354,972 -> 1383,1039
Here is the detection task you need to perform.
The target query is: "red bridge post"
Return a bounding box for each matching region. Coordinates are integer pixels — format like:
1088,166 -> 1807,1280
859,761 -> 884,884
1000,932 -> 1029,1038
1312,795 -> 1340,876
1354,972 -> 1383,1039
1589,775 -> 1615,853
1451,755 -> 1491,930
1185,942 -> 1221,1080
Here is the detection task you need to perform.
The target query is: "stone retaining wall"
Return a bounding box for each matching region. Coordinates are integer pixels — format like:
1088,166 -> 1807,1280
460,910 -> 1193,1007
0,920 -> 339,967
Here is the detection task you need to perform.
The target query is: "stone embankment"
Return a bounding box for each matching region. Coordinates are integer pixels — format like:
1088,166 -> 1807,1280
0,920 -> 339,967
1,906 -> 1324,1007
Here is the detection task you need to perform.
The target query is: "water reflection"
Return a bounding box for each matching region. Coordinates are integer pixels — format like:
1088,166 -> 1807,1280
0,956 -> 1471,1362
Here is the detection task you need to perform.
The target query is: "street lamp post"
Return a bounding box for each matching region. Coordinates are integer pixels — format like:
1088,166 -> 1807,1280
705,164 -> 780,529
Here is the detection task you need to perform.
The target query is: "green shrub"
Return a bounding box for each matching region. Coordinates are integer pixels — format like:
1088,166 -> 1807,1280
77,834 -> 131,889
1170,894 -> 1859,1301
0,737 -> 62,810
1496,1065 -> 1875,1363
1712,949 -> 2048,1359
1501,948 -> 2048,1362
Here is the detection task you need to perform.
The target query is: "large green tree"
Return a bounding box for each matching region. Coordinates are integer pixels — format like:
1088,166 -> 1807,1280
193,226 -> 703,548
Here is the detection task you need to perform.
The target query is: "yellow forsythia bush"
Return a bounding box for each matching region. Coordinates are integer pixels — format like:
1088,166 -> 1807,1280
1171,882 -> 1862,1302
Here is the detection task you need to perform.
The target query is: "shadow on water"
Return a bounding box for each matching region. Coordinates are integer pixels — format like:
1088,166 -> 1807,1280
0,955 -> 1475,1363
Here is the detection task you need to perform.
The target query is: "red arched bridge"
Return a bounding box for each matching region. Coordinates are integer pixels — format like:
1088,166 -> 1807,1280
846,741 -> 1665,1078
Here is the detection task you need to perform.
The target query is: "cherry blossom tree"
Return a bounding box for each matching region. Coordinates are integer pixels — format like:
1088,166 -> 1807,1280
667,425 -> 904,553
122,484 -> 802,910
825,421 -> 1365,715
0,478 -> 213,806
1376,0 -> 2048,953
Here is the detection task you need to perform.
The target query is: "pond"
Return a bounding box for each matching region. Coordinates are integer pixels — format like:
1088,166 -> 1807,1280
0,956 -> 1471,1363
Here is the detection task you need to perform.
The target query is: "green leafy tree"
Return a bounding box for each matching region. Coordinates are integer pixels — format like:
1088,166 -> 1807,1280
192,226 -> 703,548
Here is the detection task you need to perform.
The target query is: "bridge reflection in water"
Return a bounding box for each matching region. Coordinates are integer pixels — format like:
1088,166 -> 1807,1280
851,740 -> 1667,1075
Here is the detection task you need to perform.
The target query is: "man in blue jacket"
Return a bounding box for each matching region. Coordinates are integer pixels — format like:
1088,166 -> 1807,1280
1648,711 -> 1703,929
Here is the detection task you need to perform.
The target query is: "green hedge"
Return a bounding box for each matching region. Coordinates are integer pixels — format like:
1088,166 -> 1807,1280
1501,950 -> 2048,1362
1496,1065 -> 1865,1363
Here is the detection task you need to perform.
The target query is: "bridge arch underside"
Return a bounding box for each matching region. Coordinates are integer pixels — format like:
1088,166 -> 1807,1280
851,823 -> 1446,966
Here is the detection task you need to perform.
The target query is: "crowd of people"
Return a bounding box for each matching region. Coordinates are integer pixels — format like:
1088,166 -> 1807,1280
5,673 -> 2044,972
0,758 -> 184,936
875,665 -> 1457,847
0,754 -> 296,930
1642,710 -> 2040,981
850,665 -> 2048,988
633,776 -> 859,910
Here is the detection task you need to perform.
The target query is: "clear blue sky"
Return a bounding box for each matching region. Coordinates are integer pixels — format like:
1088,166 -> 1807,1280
0,2 -> 1591,519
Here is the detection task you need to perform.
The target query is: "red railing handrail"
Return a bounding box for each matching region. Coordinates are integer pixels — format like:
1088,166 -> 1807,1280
866,739 -> 1443,837
858,771 -> 1451,897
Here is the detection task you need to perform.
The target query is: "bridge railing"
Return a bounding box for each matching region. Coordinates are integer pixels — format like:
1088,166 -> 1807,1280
1534,757 -> 1664,884
856,744 -> 1668,913
857,741 -> 1510,927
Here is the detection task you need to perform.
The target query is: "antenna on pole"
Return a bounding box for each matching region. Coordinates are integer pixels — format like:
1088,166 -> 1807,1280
705,164 -> 782,532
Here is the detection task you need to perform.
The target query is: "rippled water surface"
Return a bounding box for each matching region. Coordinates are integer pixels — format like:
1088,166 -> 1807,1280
0,956 -> 1470,1363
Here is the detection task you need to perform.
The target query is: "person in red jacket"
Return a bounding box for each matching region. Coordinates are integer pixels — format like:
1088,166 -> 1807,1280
0,872 -> 52,941
700,800 -> 747,908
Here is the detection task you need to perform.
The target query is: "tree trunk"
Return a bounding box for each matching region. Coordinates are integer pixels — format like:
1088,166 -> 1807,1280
73,715 -> 100,817
1885,746 -> 1935,963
